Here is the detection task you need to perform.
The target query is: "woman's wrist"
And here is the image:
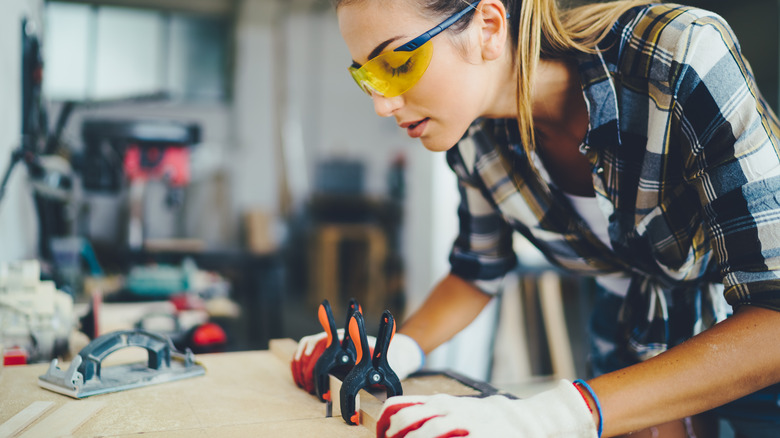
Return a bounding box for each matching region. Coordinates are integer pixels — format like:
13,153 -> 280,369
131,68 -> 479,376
573,379 -> 603,437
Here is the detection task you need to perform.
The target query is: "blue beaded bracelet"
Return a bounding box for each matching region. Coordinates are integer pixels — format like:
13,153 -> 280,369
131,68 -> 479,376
574,379 -> 603,438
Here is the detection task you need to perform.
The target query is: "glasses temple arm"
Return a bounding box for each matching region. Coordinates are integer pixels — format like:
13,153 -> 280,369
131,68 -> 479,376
395,0 -> 481,52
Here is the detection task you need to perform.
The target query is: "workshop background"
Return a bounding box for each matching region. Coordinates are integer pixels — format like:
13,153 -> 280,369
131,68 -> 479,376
0,0 -> 778,409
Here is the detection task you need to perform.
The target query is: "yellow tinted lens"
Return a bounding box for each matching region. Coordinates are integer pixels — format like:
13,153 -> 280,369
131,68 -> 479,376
348,41 -> 434,97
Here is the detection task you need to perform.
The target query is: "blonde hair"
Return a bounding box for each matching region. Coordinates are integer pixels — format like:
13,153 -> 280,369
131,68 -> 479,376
514,0 -> 652,153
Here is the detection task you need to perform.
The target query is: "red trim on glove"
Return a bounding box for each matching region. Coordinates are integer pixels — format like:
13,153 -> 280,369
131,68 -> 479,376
290,337 -> 328,394
573,382 -> 594,414
435,430 -> 469,438
377,402 -> 423,438
378,402 -> 465,438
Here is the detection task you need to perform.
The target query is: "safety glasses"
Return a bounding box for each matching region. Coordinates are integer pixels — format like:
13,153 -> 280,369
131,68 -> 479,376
348,0 -> 481,98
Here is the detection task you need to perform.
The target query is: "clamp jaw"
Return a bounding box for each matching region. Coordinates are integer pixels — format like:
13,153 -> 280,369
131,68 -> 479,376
313,298 -> 360,402
340,309 -> 403,425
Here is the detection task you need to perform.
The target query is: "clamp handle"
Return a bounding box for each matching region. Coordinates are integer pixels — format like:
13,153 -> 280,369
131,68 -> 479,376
317,299 -> 339,350
373,310 -> 397,371
340,310 -> 403,425
313,298 -> 360,402
342,298 -> 361,354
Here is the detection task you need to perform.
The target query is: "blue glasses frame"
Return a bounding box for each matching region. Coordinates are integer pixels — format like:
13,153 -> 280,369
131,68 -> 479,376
394,0 -> 482,53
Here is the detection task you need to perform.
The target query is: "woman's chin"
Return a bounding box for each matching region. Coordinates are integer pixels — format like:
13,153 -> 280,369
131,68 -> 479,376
419,135 -> 458,152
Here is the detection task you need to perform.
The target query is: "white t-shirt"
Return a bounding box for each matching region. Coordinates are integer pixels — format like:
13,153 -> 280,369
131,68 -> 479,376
564,193 -> 631,297
533,152 -> 631,296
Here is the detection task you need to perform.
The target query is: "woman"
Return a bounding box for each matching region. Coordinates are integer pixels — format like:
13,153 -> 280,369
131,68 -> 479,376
292,0 -> 780,436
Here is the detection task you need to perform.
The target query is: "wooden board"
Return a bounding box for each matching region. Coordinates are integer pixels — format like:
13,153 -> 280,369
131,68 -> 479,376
0,339 -> 486,437
329,374 -> 385,430
0,401 -> 54,437
0,345 -> 372,437
18,401 -> 105,438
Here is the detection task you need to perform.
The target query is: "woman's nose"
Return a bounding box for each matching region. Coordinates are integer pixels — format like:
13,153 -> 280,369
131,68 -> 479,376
371,92 -> 403,117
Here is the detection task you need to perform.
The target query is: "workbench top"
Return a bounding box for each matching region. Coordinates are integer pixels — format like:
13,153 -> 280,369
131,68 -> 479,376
0,340 -> 487,437
1,348 -> 374,437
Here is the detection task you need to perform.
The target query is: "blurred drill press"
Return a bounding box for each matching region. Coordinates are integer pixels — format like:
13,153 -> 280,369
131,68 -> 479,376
80,119 -> 200,250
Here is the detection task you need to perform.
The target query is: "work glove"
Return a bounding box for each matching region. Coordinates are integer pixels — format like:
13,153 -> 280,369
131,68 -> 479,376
376,379 -> 599,438
291,330 -> 424,394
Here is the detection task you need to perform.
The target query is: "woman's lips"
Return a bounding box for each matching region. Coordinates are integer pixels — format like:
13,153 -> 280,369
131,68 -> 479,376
404,118 -> 429,138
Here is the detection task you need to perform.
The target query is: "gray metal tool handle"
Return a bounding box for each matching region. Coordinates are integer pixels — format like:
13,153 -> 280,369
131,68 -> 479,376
78,330 -> 174,380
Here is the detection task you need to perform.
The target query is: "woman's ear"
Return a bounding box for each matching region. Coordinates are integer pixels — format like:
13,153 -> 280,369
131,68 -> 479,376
476,0 -> 508,61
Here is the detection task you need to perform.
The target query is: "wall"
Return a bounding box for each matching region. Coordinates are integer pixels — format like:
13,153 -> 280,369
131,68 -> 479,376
284,5 -> 421,201
232,0 -> 280,219
406,146 -> 500,380
235,0 -> 427,218
0,0 -> 43,263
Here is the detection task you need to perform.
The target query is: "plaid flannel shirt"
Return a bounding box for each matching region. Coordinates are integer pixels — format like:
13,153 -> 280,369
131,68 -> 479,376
446,4 -> 780,360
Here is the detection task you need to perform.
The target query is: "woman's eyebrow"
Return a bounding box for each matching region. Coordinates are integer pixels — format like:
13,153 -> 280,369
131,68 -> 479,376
350,36 -> 402,68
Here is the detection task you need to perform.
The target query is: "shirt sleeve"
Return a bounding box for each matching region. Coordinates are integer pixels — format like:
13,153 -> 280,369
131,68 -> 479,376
446,137 -> 517,295
671,12 -> 780,310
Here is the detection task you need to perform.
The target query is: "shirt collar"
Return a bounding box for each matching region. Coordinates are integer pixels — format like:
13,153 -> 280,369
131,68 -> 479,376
575,46 -> 623,150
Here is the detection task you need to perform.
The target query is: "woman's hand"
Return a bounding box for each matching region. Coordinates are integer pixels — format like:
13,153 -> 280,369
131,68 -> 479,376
376,380 -> 598,438
291,329 -> 343,393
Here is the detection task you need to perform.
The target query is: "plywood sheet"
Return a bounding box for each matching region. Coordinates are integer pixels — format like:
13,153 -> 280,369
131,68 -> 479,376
0,401 -> 54,437
0,338 -> 487,437
0,347 -> 370,437
19,401 -> 104,438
